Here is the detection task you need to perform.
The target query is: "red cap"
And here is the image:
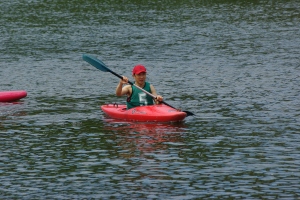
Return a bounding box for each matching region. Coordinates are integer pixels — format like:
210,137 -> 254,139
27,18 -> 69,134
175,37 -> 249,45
132,64 -> 147,75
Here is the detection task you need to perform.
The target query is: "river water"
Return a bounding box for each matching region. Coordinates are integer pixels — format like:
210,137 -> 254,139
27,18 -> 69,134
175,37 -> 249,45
1,0 -> 299,199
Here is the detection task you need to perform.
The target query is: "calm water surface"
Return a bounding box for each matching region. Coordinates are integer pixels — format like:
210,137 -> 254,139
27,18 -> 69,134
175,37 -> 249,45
1,0 -> 300,199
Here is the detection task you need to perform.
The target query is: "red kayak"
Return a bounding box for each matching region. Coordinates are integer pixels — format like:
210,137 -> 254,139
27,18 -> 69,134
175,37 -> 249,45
0,90 -> 27,102
101,104 -> 187,122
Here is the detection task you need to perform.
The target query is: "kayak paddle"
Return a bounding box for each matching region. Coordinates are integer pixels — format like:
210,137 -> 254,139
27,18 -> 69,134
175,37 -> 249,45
82,54 -> 194,116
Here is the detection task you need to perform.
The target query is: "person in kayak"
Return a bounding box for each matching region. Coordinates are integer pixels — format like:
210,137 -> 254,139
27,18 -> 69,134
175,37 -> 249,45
116,64 -> 163,109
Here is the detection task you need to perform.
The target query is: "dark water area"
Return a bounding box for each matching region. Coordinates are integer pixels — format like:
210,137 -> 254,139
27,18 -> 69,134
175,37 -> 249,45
1,0 -> 300,199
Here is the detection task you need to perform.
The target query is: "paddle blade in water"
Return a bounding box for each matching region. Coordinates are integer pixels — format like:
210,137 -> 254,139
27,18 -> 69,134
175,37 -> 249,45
183,110 -> 195,116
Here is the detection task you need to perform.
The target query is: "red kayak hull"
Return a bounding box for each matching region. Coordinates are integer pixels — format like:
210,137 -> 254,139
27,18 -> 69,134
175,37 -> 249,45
101,104 -> 187,122
0,90 -> 27,102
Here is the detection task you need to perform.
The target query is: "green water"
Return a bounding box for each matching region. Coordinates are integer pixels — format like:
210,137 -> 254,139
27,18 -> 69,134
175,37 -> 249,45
1,0 -> 299,199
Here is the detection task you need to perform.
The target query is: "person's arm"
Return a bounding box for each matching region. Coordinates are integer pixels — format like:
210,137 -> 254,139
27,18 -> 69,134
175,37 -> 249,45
150,85 -> 163,104
116,76 -> 130,96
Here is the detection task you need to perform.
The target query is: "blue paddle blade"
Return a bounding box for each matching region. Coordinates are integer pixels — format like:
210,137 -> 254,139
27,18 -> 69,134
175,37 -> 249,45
82,54 -> 110,72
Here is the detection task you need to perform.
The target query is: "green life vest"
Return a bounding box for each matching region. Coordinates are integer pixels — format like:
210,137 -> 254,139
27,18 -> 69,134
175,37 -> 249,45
126,82 -> 154,109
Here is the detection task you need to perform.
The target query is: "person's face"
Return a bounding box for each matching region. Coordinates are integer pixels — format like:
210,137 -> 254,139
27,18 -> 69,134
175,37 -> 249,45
133,72 -> 146,83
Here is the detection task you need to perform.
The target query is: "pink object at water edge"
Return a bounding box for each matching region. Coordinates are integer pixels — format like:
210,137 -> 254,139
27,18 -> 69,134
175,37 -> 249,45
0,90 -> 27,102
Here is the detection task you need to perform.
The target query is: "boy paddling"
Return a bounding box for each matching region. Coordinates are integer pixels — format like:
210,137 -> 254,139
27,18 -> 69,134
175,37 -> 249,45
116,64 -> 163,109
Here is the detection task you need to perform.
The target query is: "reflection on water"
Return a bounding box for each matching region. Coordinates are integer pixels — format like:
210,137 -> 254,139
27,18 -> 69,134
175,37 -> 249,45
103,119 -> 186,154
0,102 -> 27,124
